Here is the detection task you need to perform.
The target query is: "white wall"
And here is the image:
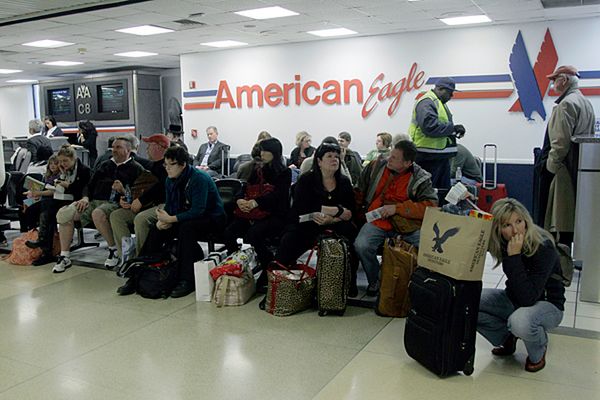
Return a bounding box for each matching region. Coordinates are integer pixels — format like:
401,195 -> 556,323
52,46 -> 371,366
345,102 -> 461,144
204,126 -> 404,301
0,85 -> 36,138
181,17 -> 600,163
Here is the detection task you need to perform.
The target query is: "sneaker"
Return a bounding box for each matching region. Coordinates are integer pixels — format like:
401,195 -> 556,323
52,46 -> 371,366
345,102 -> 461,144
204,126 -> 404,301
53,256 -> 72,273
104,248 -> 120,270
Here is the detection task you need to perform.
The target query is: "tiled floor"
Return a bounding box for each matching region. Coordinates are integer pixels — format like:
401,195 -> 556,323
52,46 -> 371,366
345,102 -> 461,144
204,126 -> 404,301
0,237 -> 599,399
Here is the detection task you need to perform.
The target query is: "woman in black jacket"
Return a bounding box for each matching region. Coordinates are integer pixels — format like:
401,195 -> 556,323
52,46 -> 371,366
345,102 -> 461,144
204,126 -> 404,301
78,120 -> 98,167
224,138 -> 291,275
26,145 -> 91,265
477,198 -> 565,373
274,142 -> 358,293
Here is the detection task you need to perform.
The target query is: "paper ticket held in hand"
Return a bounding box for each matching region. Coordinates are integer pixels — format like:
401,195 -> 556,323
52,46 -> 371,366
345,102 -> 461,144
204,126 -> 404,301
365,207 -> 384,223
299,213 -> 314,223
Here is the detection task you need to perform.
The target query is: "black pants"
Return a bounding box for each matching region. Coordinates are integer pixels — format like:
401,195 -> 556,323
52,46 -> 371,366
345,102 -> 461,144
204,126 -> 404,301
535,164 -> 554,228
223,216 -> 286,270
416,155 -> 451,190
37,198 -> 70,253
19,201 -> 42,232
141,214 -> 226,285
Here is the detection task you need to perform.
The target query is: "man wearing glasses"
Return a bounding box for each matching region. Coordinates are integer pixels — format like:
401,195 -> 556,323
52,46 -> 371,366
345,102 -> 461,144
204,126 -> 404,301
537,65 -> 595,248
118,146 -> 226,298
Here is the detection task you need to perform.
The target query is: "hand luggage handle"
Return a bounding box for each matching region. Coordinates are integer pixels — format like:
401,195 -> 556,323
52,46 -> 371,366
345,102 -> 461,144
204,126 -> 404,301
482,143 -> 497,190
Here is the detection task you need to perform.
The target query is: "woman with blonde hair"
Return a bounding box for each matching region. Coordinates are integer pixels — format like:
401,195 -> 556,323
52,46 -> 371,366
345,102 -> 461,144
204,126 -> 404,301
288,131 -> 315,168
477,198 -> 565,373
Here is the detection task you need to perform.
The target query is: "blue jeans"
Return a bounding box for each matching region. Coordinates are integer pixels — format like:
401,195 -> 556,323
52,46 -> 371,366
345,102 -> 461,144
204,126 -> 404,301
477,288 -> 563,363
354,222 -> 420,285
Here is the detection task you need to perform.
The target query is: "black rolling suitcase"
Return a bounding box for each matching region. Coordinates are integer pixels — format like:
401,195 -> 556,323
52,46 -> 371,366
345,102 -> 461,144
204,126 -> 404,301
404,267 -> 482,377
316,234 -> 351,316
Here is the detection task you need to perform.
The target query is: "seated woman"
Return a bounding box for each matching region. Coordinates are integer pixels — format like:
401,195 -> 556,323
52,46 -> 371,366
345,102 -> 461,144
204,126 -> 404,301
362,132 -> 392,167
273,142 -> 358,295
236,130 -> 271,181
477,198 -> 565,373
288,131 -> 315,168
19,155 -> 61,232
25,145 -> 91,265
118,146 -> 226,298
224,138 -> 291,284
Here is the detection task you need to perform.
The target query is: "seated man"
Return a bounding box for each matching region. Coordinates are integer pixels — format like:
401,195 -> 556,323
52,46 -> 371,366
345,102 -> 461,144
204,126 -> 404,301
26,119 -> 53,163
337,131 -> 363,185
118,146 -> 226,298
53,137 -> 144,273
193,126 -> 229,177
354,140 -> 438,295
110,134 -> 169,259
450,143 -> 482,184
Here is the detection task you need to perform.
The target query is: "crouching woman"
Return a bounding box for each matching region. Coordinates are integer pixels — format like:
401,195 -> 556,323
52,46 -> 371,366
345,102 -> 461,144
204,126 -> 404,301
477,198 -> 565,373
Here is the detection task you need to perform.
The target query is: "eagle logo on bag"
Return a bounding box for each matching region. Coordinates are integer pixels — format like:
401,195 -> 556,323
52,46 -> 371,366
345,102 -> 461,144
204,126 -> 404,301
432,222 -> 460,253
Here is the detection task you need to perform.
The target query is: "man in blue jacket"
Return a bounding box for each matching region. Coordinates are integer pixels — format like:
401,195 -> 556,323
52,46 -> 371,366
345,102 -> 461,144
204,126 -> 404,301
118,146 -> 226,298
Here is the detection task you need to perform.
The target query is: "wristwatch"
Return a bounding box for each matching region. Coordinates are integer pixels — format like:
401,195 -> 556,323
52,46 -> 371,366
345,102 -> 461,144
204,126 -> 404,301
334,205 -> 344,218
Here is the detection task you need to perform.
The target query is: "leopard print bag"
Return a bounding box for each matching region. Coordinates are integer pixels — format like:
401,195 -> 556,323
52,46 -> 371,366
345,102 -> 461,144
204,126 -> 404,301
265,257 -> 316,317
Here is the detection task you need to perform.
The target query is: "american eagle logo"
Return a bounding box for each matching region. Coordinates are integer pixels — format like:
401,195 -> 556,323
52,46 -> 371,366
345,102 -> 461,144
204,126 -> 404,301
432,222 -> 460,253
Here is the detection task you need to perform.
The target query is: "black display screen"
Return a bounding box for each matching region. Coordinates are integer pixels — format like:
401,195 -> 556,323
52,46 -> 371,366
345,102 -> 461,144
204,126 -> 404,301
98,83 -> 125,113
48,88 -> 72,115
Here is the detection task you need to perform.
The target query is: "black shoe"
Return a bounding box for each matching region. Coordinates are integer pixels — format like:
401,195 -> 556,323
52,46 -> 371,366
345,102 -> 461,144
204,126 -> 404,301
26,240 -> 45,249
170,280 -> 194,298
117,279 -> 136,296
259,296 -> 266,310
32,253 -> 55,266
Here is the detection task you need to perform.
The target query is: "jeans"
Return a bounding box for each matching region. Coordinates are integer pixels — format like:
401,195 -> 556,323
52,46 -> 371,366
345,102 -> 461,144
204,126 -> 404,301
477,288 -> 563,363
354,222 -> 420,286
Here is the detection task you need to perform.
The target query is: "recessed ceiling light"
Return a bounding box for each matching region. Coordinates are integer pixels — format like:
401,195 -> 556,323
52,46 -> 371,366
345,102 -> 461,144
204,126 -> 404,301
22,40 -> 74,48
200,40 -> 248,48
114,51 -> 158,58
43,61 -> 84,66
0,69 -> 23,74
440,15 -> 492,25
116,25 -> 174,36
235,6 -> 299,20
307,28 -> 357,37
6,79 -> 38,83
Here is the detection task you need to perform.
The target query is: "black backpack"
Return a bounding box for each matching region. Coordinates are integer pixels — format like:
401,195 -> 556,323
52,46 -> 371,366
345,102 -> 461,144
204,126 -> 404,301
119,253 -> 179,299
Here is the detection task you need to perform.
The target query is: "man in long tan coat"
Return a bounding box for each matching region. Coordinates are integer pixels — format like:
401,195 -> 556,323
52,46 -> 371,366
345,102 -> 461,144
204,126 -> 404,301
538,65 -> 595,247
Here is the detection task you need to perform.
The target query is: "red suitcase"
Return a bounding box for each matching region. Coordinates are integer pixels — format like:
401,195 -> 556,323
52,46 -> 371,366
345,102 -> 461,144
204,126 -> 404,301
476,144 -> 507,212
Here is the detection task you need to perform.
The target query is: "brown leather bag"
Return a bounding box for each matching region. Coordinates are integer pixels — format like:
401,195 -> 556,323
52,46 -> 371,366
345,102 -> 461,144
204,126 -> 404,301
131,171 -> 159,201
375,238 -> 417,318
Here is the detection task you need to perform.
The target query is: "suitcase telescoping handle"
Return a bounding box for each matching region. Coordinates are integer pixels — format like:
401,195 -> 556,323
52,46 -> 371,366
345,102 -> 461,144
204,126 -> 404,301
482,143 -> 498,190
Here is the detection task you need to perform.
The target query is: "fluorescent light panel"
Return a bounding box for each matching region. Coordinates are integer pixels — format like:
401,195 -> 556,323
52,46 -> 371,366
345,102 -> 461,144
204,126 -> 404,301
440,15 -> 491,25
201,40 -> 248,48
235,6 -> 298,20
114,51 -> 158,58
0,69 -> 22,74
7,79 -> 38,83
22,39 -> 74,48
116,25 -> 173,36
43,61 -> 83,66
307,28 -> 357,37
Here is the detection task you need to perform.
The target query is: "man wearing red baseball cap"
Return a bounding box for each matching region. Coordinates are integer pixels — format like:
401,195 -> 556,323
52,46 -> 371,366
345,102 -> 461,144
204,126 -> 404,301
536,65 -> 595,247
